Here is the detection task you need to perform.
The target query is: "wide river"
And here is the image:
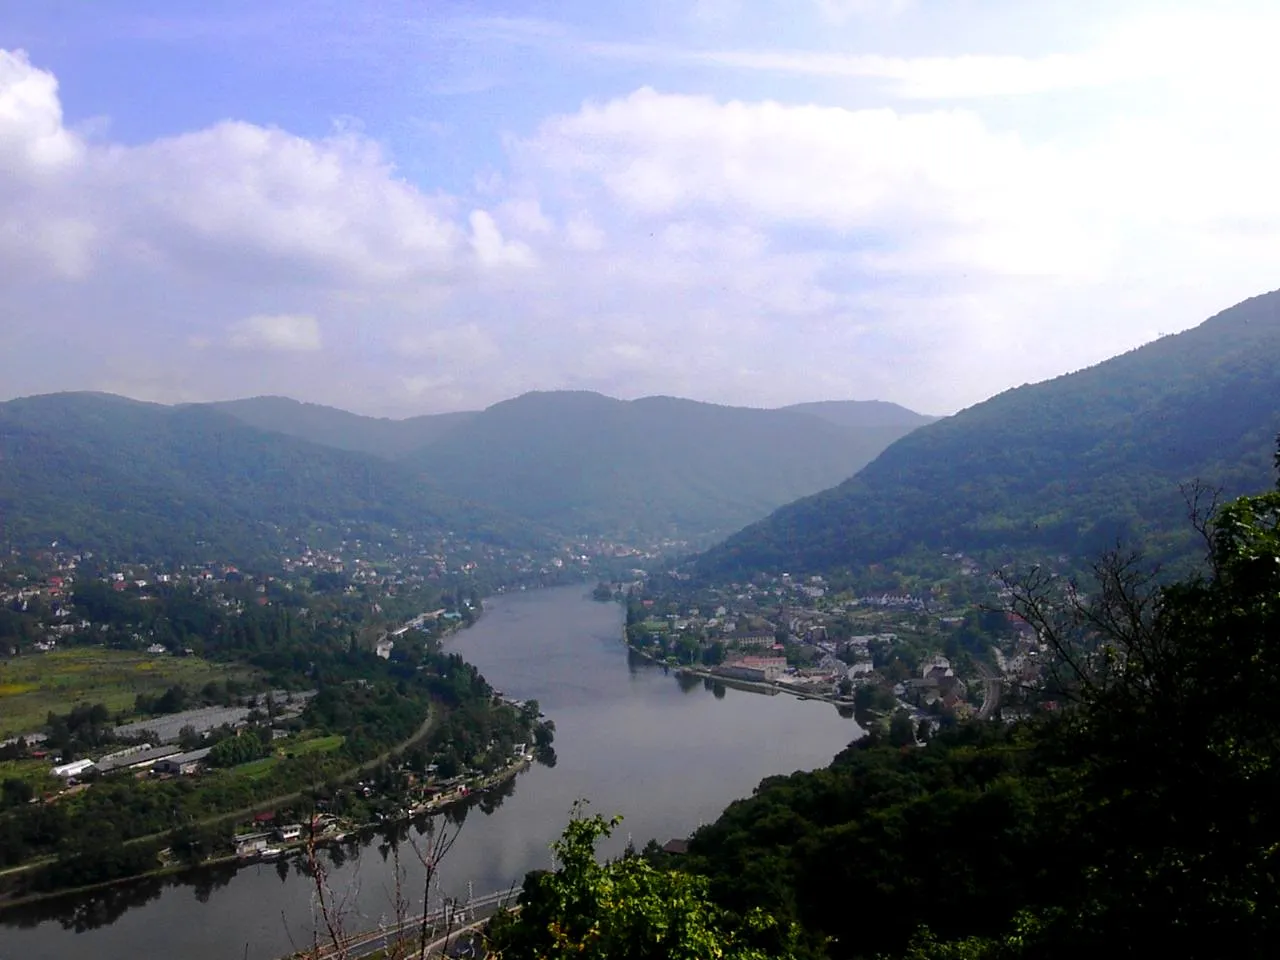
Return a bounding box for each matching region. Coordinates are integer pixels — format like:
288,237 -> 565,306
0,585 -> 862,960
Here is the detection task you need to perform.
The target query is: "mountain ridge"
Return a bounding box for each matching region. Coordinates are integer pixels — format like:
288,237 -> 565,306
694,287 -> 1280,578
404,391 -> 934,542
0,392 -> 551,562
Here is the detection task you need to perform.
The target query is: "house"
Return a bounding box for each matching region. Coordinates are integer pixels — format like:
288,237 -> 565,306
922,655 -> 953,678
661,838 -> 689,855
905,677 -> 942,705
275,823 -> 303,842
235,832 -> 273,858
375,638 -> 394,659
728,633 -> 775,649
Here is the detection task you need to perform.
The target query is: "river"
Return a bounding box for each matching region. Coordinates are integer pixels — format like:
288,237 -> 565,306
0,585 -> 862,959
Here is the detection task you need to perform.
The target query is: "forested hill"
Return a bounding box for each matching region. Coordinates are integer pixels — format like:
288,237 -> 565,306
405,391 -> 934,543
207,396 -> 477,460
0,392 -> 550,562
696,287 -> 1280,578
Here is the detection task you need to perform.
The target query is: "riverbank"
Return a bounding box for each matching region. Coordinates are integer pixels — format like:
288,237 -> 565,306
623,636 -> 854,709
0,751 -> 534,913
678,664 -> 854,708
0,602 -> 547,911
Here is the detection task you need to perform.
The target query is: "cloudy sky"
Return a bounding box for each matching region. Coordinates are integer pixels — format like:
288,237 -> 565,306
3,0 -> 1279,416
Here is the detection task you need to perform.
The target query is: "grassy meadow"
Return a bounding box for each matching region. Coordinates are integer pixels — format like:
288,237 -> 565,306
0,647 -> 252,738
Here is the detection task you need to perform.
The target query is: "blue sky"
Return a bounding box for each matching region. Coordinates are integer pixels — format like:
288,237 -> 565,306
3,0 -> 1279,415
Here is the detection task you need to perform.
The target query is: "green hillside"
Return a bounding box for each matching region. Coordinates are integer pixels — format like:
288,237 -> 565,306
407,391 -> 933,542
696,288 -> 1280,577
0,392 -> 549,562
207,396 -> 477,459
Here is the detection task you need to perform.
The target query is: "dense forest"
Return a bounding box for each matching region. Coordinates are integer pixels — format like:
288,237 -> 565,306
492,451 -> 1280,959
697,289 -> 1280,579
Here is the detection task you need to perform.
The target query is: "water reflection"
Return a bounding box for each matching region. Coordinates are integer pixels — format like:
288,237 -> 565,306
2,876 -> 163,933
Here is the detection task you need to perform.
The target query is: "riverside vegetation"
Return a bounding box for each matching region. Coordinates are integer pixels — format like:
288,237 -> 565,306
0,558 -> 554,902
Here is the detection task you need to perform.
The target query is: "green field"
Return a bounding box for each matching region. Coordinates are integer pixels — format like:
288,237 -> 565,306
0,647 -> 254,738
288,734 -> 345,757
230,756 -> 281,781
0,758 -> 56,793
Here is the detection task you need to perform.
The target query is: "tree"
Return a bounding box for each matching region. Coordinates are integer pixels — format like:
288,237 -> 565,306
995,460 -> 1280,956
887,710 -> 916,748
487,805 -> 806,960
178,724 -> 202,752
1,778 -> 34,809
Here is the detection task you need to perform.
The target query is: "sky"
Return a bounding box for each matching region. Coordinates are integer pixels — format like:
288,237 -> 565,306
2,0 -> 1279,417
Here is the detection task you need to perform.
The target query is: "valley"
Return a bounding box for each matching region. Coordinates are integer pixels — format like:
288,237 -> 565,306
3,293 -> 1280,958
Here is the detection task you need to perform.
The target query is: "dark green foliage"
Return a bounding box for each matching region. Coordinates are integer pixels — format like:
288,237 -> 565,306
0,392 -> 551,562
684,723 -> 1064,958
408,391 -> 932,542
206,729 -> 271,768
1,778 -> 34,810
697,289 -> 1280,577
487,808 -> 806,960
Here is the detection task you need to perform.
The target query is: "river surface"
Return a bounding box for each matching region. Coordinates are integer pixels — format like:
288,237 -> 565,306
0,585 -> 862,960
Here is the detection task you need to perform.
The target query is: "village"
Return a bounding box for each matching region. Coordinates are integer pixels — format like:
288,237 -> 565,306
613,552 -> 1056,737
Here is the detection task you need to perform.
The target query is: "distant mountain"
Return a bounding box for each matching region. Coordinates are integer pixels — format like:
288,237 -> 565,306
0,393 -> 549,563
782,400 -> 938,431
696,289 -> 1280,579
208,396 -> 477,460
406,391 -> 932,542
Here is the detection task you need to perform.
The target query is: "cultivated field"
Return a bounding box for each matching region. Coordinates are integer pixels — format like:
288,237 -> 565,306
0,647 -> 252,738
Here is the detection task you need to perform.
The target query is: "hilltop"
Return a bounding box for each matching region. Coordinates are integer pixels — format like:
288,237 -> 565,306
209,391 -> 932,545
0,392 -> 549,563
696,288 -> 1280,577
406,392 -> 932,543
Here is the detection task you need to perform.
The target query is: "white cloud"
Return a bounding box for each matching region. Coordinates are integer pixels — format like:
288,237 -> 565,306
524,89 -> 1092,278
469,210 -> 535,268
228,314 -> 323,352
0,50 -> 82,174
395,323 -> 499,364
4,7 -> 1280,420
115,121 -> 464,285
564,213 -> 604,252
